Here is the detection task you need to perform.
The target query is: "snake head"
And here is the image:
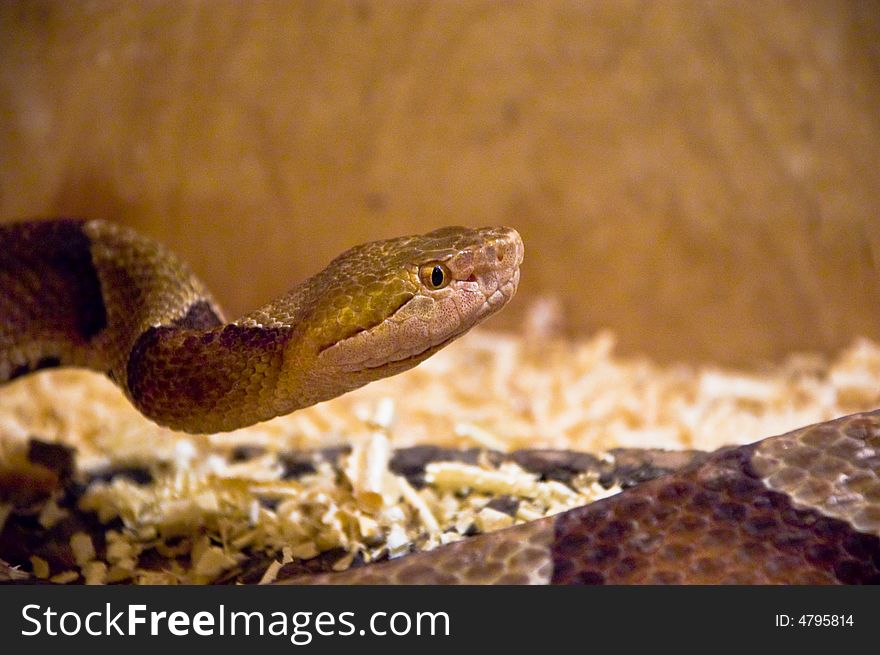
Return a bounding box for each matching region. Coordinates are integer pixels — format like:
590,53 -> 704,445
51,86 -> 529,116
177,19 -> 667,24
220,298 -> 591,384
309,225 -> 523,381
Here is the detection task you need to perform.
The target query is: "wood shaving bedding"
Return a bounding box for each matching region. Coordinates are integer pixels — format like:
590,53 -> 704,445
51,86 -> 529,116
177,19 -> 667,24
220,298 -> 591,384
2,316 -> 880,584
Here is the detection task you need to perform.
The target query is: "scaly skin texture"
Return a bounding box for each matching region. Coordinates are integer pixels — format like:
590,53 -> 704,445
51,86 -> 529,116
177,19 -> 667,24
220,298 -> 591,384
280,411 -> 880,584
0,219 -> 523,432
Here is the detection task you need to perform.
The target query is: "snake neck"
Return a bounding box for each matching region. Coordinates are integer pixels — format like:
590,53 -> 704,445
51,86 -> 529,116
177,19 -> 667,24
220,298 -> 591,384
123,323 -> 306,433
0,220 -> 364,433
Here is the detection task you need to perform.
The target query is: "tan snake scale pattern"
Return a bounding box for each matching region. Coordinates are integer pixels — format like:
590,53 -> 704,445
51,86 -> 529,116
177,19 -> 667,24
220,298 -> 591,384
1,219 -> 878,584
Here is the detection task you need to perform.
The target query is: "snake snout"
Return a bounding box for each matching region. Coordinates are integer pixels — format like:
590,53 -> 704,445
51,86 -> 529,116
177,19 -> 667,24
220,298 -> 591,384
483,226 -> 524,266
493,226 -> 525,268
464,226 -> 523,300
452,226 -> 522,277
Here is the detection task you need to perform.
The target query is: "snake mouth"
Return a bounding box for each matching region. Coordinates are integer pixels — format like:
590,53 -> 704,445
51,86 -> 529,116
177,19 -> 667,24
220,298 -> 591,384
322,307 -> 469,374
354,277 -> 520,373
358,329 -> 462,372
315,293 -> 415,357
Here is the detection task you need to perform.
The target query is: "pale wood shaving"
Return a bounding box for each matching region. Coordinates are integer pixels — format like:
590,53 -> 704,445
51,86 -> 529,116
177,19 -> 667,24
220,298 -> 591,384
345,431 -> 392,513
2,323 -> 880,584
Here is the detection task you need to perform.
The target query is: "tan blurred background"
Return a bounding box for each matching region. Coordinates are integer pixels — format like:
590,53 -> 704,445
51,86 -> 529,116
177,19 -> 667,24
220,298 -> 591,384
1,0 -> 878,365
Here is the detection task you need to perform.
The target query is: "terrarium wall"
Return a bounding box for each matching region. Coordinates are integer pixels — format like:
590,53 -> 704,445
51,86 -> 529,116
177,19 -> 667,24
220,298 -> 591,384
1,0 -> 878,366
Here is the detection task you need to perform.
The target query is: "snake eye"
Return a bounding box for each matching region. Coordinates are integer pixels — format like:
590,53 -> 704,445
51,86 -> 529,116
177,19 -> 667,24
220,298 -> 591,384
420,263 -> 450,290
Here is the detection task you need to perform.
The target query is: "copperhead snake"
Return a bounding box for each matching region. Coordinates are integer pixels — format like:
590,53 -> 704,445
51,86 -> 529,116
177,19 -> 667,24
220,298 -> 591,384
1,219 -> 878,584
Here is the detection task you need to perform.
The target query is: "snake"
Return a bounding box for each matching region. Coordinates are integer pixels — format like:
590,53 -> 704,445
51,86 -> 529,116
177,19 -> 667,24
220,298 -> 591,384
1,218 -> 879,584
0,219 -> 522,433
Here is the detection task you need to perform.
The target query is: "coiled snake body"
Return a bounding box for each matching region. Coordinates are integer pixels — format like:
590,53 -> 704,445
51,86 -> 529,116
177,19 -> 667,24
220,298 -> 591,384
2,219 -> 879,584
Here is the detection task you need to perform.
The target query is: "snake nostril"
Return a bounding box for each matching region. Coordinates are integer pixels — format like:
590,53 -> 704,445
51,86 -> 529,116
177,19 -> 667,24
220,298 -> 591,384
466,274 -> 477,283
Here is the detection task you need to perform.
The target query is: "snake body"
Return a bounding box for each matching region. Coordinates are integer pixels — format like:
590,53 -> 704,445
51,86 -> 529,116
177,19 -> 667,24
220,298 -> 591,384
282,411 -> 880,584
2,218 -> 879,584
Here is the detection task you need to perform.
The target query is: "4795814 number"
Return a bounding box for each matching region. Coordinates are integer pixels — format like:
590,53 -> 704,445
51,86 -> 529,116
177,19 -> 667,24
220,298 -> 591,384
775,614 -> 854,627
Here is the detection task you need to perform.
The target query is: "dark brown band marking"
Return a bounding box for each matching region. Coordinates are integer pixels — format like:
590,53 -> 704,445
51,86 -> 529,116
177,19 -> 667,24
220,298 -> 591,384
126,303 -> 223,403
8,356 -> 63,381
126,323 -> 291,421
126,326 -> 163,401
171,300 -> 223,330
550,445 -> 880,584
8,364 -> 31,381
0,219 -> 107,340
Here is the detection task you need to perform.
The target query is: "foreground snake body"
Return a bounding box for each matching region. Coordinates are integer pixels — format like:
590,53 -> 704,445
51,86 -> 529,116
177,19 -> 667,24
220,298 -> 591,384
1,219 -> 879,584
283,412 -> 880,584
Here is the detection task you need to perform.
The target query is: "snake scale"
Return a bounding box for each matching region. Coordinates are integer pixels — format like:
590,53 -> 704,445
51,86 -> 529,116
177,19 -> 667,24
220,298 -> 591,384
1,218 -> 879,584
